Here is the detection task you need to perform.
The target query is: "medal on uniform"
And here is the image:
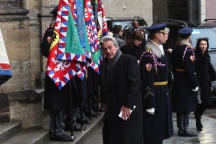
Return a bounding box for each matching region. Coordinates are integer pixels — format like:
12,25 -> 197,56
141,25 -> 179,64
146,63 -> 152,71
190,55 -> 195,62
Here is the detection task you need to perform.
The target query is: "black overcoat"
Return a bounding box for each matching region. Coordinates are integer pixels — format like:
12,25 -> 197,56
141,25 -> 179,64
41,25 -> 78,110
101,54 -> 143,144
194,50 -> 216,105
140,49 -> 173,141
121,44 -> 145,60
172,45 -> 198,112
113,34 -> 125,48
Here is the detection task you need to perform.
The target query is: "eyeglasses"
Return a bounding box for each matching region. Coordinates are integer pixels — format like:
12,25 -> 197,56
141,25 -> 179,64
160,32 -> 166,35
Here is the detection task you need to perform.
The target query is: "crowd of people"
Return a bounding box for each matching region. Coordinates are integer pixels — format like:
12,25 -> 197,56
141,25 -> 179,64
41,6 -> 216,143
100,21 -> 216,144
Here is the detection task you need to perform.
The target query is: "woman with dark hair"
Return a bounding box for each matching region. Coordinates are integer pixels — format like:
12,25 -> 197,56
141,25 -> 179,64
194,38 -> 216,131
120,30 -> 145,61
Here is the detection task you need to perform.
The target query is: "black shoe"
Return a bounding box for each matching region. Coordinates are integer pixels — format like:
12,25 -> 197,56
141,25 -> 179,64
197,126 -> 203,131
76,117 -> 91,124
92,105 -> 103,112
178,131 -> 197,137
64,123 -> 84,131
196,122 -> 203,131
50,133 -> 73,141
84,110 -> 97,117
73,123 -> 82,131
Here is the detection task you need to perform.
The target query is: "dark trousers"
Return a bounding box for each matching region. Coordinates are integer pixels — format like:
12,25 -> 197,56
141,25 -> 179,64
177,112 -> 190,133
50,110 -> 65,136
103,123 -> 109,144
194,102 -> 207,125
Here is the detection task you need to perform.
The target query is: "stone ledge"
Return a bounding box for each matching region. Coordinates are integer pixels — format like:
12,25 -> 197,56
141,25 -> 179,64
7,90 -> 43,130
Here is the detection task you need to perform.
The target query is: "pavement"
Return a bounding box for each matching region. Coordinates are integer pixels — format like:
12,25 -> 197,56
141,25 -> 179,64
2,110 -> 215,144
83,113 -> 216,144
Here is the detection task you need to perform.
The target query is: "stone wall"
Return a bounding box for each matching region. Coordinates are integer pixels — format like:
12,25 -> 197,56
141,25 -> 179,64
0,3 -> 31,92
103,0 -> 153,26
40,0 -> 59,72
0,1 -> 42,130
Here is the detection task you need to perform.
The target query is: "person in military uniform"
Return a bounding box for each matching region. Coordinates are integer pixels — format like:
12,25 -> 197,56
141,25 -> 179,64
140,23 -> 173,144
171,27 -> 198,137
41,6 -> 82,141
100,36 -> 143,144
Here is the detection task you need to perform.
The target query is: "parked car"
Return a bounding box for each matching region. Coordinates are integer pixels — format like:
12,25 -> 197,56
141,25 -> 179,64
153,19 -> 197,45
106,16 -> 148,39
190,19 -> 216,102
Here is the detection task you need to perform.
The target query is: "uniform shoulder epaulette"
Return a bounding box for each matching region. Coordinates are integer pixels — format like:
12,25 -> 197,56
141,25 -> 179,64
182,45 -> 195,64
187,45 -> 191,49
146,48 -> 152,53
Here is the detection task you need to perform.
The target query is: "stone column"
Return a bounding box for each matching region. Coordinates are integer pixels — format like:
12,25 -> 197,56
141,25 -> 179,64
0,0 -> 30,91
0,0 -> 43,130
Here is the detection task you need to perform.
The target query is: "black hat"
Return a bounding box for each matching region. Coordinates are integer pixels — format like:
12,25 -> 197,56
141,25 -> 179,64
178,27 -> 193,35
147,23 -> 167,34
50,6 -> 58,14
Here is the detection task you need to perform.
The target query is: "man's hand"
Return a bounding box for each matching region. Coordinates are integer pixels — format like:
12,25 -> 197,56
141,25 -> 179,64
120,106 -> 131,121
211,87 -> 214,92
167,48 -> 173,54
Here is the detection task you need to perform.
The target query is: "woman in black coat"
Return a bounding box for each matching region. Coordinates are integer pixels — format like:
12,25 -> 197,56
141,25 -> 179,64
120,30 -> 145,61
194,38 -> 216,131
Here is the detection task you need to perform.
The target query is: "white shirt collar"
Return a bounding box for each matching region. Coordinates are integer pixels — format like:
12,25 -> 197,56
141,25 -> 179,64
150,40 -> 164,56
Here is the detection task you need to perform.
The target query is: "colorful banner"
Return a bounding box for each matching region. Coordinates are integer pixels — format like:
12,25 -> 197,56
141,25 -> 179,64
0,29 -> 12,86
97,0 -> 108,37
46,0 -> 83,90
56,0 -> 86,62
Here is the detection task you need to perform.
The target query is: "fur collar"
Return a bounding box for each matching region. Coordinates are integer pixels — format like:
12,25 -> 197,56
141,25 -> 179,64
145,39 -> 163,58
177,39 -> 195,49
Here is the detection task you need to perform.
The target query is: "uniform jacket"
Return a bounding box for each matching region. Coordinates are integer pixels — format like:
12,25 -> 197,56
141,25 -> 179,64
113,34 -> 125,48
194,49 -> 216,105
171,40 -> 198,112
140,39 -> 173,141
41,24 -> 74,110
101,53 -> 143,144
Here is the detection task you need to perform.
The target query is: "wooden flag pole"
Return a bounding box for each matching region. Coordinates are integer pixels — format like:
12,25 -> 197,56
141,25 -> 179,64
79,79 -> 85,132
68,80 -> 75,140
86,69 -> 92,122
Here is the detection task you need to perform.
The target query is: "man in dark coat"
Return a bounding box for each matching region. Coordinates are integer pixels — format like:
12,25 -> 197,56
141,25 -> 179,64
172,27 -> 198,137
126,20 -> 139,38
140,23 -> 173,144
113,25 -> 125,48
100,36 -> 143,144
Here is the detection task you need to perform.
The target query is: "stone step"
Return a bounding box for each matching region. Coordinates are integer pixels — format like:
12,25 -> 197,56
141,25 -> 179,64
1,130 -> 49,144
48,112 -> 104,144
0,111 -> 104,144
0,122 -> 21,143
